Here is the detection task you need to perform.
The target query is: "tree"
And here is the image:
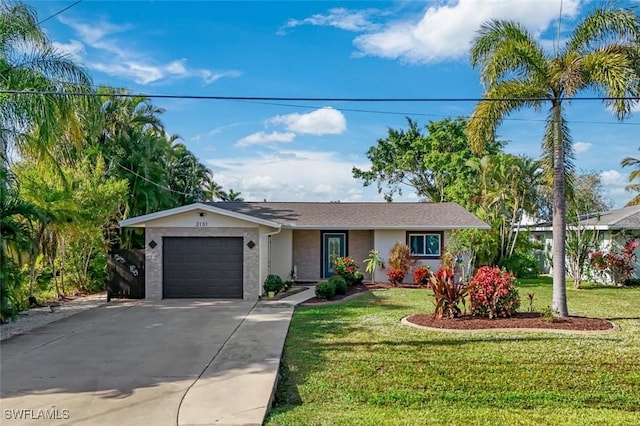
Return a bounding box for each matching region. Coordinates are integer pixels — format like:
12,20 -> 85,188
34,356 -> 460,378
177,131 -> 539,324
223,189 -> 244,202
165,141 -> 212,205
0,2 -> 92,168
352,118 -> 502,204
621,149 -> 640,206
467,153 -> 541,263
467,5 -> 640,316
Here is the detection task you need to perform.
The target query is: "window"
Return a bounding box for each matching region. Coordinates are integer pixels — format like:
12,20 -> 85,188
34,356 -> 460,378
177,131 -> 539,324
408,232 -> 442,257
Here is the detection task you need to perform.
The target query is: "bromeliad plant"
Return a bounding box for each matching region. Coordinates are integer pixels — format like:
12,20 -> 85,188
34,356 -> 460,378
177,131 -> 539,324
468,266 -> 520,318
429,267 -> 470,319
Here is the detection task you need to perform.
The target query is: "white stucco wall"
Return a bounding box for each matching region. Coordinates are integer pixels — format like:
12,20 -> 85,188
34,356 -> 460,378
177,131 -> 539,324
373,230 -> 447,283
259,228 -> 293,286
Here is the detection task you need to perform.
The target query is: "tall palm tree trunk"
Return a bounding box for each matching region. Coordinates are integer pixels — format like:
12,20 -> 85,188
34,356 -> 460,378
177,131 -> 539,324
552,101 -> 568,317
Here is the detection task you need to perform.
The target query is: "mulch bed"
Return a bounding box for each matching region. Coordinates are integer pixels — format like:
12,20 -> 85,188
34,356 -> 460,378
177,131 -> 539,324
406,312 -> 615,331
302,284 -> 614,332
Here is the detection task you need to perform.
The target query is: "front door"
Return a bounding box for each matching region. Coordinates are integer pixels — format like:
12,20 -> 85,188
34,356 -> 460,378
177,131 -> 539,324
323,233 -> 346,278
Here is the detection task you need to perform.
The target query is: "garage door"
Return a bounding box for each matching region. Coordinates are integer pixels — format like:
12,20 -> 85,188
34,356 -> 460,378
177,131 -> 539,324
163,237 -> 243,298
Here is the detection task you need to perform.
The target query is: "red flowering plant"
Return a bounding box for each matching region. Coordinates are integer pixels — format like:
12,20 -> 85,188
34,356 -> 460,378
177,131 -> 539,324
333,256 -> 363,286
468,266 -> 520,318
590,239 -> 638,285
413,265 -> 432,287
428,267 -> 470,319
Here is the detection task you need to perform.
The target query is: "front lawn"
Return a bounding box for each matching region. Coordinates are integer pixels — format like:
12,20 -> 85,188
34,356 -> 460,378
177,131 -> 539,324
266,281 -> 640,426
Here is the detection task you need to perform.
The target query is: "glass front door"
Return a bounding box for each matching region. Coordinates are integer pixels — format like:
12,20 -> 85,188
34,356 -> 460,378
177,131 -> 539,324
323,233 -> 346,278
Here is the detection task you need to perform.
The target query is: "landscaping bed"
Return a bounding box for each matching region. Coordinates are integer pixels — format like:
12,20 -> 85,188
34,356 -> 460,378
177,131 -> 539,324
405,312 -> 615,331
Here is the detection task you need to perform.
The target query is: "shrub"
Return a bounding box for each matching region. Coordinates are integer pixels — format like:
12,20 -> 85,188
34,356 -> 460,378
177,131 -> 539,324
283,280 -> 295,291
334,256 -> 361,286
498,253 -> 539,278
429,267 -> 469,319
468,266 -> 520,318
413,265 -> 431,286
387,267 -> 405,285
329,275 -> 348,295
388,242 -> 415,277
315,281 -> 336,300
264,274 -> 284,294
590,239 -> 638,285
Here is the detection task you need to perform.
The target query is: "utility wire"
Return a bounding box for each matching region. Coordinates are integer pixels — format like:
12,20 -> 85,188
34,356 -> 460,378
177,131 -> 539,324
1,89 -> 639,103
37,0 -> 83,26
116,163 -> 199,197
231,99 -> 640,126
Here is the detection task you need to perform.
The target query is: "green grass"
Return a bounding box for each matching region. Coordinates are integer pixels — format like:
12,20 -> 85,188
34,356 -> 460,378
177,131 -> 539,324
265,281 -> 640,426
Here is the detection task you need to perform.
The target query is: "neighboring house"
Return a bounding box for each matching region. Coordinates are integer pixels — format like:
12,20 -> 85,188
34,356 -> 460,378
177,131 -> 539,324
530,205 -> 640,279
119,201 -> 489,300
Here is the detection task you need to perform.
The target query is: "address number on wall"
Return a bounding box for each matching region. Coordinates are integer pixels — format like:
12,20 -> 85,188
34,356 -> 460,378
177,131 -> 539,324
195,221 -> 208,227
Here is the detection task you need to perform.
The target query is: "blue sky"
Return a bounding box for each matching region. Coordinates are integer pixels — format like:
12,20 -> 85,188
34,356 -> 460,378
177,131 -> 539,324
28,0 -> 640,207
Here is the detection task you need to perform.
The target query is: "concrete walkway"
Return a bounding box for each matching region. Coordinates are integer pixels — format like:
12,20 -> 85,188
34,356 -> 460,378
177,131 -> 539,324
178,287 -> 316,425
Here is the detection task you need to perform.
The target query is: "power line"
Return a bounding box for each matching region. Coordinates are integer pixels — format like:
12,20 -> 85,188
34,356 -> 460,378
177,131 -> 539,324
1,89 -> 639,103
231,99 -> 640,126
37,0 -> 83,26
116,163 -> 199,197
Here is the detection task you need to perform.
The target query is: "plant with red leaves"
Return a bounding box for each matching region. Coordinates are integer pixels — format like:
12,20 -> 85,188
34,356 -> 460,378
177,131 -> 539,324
429,267 -> 470,319
590,239 -> 638,285
468,266 -> 520,318
387,267 -> 405,285
413,265 -> 431,286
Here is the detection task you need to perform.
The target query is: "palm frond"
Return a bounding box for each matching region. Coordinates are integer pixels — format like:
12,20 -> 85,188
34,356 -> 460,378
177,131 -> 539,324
566,5 -> 640,54
580,47 -> 640,118
470,19 -> 548,88
466,80 -> 547,153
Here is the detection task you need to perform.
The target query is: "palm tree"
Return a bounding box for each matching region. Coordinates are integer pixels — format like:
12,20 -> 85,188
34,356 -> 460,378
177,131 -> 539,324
225,189 -> 244,202
0,2 -> 92,168
467,5 -> 640,316
621,151 -> 640,206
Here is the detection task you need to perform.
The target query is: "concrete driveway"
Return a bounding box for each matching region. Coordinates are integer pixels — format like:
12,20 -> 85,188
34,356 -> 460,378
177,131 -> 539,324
0,298 -> 290,425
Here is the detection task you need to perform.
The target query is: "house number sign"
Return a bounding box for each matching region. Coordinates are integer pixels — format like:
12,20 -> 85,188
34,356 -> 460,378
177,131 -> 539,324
195,221 -> 209,227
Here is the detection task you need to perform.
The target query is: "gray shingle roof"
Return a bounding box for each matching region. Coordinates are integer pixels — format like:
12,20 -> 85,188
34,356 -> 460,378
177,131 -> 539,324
209,201 -> 489,230
533,205 -> 640,230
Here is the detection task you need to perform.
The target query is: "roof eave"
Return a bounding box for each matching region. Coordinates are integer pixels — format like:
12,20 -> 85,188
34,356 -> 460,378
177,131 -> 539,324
119,202 -> 282,228
281,224 -> 490,230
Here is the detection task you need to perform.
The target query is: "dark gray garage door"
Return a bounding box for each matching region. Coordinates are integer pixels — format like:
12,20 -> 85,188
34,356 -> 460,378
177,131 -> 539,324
163,237 -> 243,298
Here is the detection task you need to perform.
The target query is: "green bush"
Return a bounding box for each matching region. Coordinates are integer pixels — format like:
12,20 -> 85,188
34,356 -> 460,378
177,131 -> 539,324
283,280 -> 295,291
329,275 -> 348,295
315,281 -> 336,300
498,253 -> 539,278
264,274 -> 284,294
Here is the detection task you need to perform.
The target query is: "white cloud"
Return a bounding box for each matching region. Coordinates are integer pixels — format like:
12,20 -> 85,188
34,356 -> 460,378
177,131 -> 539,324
353,0 -> 580,63
236,131 -> 296,147
278,7 -> 379,34
52,39 -> 85,62
269,107 -> 347,135
601,169 -> 631,207
573,142 -> 593,154
58,17 -> 240,85
207,150 -> 374,201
